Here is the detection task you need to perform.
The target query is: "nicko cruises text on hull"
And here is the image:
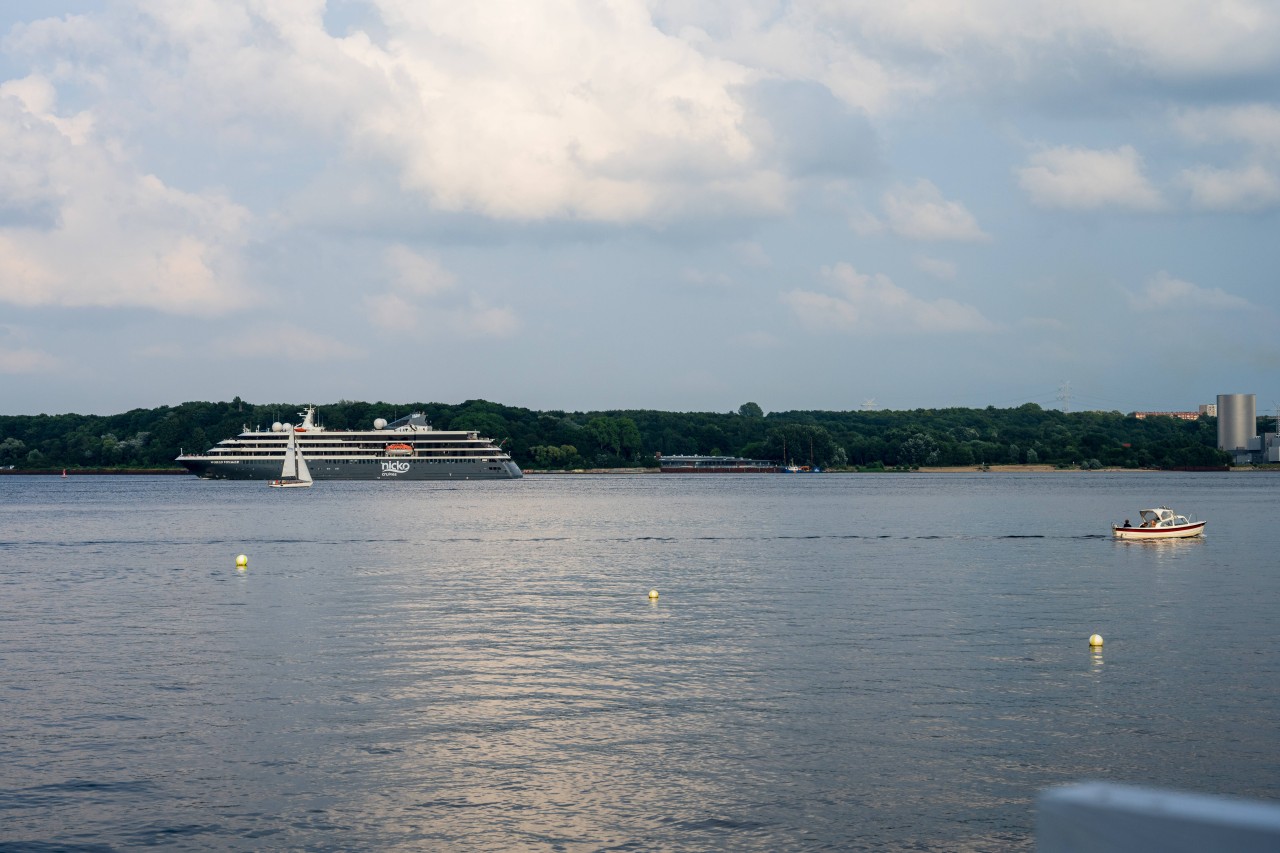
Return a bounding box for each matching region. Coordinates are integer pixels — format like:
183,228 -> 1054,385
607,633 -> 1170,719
176,407 -> 522,481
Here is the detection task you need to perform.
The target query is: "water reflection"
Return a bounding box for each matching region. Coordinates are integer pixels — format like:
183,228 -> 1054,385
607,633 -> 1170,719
2,473 -> 1279,851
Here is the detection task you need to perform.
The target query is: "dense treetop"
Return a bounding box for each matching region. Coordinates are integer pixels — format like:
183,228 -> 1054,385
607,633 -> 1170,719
0,398 -> 1236,471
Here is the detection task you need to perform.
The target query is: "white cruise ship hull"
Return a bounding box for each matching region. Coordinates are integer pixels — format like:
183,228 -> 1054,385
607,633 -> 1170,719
175,408 -> 523,481
181,458 -> 522,481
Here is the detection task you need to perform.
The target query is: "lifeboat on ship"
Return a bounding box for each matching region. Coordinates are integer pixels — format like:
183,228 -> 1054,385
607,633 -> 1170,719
385,443 -> 415,457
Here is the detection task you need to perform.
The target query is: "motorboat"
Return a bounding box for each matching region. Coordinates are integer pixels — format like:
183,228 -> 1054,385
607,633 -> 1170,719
1112,507 -> 1205,540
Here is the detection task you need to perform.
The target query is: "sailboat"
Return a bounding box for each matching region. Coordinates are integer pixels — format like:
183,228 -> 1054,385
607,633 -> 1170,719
268,426 -> 313,488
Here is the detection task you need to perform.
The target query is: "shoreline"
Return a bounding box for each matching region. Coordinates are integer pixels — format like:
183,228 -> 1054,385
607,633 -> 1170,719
0,468 -> 187,475
527,464 -> 1249,475
2,465 -> 1261,476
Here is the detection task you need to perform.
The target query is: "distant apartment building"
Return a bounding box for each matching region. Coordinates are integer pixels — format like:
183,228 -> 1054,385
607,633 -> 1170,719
1131,403 -> 1216,420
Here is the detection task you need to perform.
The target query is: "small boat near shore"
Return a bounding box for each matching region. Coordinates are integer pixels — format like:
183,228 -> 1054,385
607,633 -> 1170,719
1113,507 -> 1205,540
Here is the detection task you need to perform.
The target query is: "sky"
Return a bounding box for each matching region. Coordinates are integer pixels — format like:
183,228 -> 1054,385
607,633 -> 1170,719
1,1 -> 1278,417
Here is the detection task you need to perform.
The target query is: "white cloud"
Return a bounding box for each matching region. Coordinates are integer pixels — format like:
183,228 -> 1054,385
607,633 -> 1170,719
1179,163 -> 1280,211
1016,145 -> 1163,211
13,0 -> 1273,238
0,346 -> 59,374
1126,271 -> 1252,310
848,208 -> 886,237
915,256 -> 958,280
681,267 -> 733,288
366,250 -> 519,338
1174,104 -> 1280,152
449,298 -> 520,338
0,75 -> 253,314
880,180 -> 988,241
732,240 -> 771,267
364,291 -> 421,333
223,324 -> 364,360
782,262 -> 996,333
656,2 -> 1280,118
1069,1 -> 1280,78
371,290 -> 520,338
385,245 -> 457,297
59,0 -> 779,223
1020,316 -> 1070,332
732,330 -> 781,348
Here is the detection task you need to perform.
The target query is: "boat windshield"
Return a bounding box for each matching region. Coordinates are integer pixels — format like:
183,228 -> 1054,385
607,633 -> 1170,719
1137,507 -> 1189,528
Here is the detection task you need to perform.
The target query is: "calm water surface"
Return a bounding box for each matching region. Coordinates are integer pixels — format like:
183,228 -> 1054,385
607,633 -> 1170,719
1,472 -> 1278,851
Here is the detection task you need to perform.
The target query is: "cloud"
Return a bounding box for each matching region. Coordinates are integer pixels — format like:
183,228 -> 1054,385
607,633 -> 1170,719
1178,163 -> 1280,211
366,247 -> 454,331
681,267 -> 733,288
782,262 -> 996,333
368,290 -> 520,338
364,291 -> 421,333
866,180 -> 987,242
732,240 -> 771,267
657,2 -> 1280,119
222,324 -> 364,360
1174,104 -> 1280,152
0,75 -> 253,314
741,78 -> 880,177
915,256 -> 958,280
1126,271 -> 1252,310
1016,145 -> 1163,211
1055,2 -> 1280,78
46,1 -> 781,224
385,244 -> 457,297
12,1 -> 1272,237
0,346 -> 59,374
366,249 -> 519,337
449,298 -> 520,338
731,330 -> 780,348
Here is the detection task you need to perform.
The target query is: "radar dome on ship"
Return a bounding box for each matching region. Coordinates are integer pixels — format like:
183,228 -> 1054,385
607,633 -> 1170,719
373,418 -> 388,430
282,423 -> 293,431
272,422 -> 284,432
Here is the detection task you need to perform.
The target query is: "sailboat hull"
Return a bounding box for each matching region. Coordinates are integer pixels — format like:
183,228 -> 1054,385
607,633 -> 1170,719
268,478 -> 312,489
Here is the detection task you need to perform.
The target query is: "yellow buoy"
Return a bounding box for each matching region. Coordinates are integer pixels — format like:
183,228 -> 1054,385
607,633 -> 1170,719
235,554 -> 248,568
1089,633 -> 1104,647
648,589 -> 659,600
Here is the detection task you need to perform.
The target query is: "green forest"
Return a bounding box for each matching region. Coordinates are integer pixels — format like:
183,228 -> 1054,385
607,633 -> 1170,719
0,397 -> 1242,472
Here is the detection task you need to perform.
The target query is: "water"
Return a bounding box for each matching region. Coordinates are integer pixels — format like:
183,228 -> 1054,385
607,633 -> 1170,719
1,472 -> 1278,851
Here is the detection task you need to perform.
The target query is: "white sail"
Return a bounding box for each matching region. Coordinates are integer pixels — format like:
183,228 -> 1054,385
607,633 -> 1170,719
294,437 -> 312,483
281,429 -> 299,479
269,428 -> 312,487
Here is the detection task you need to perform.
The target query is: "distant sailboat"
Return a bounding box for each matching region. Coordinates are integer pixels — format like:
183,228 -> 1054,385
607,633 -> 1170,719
268,426 -> 313,488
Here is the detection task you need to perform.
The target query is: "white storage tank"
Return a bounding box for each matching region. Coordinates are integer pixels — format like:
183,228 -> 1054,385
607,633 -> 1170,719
1216,393 -> 1256,451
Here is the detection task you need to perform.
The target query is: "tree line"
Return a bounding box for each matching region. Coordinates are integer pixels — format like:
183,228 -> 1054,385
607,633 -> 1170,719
0,398 -> 1241,472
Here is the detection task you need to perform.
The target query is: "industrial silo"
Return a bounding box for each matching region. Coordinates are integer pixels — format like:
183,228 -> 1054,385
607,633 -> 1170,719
1216,393 -> 1256,451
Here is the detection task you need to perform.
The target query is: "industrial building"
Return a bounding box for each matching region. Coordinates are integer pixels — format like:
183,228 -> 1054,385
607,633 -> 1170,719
1216,393 -> 1280,464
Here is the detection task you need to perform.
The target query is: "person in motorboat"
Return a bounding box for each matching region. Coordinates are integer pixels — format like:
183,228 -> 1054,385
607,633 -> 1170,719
1123,519 -> 1131,527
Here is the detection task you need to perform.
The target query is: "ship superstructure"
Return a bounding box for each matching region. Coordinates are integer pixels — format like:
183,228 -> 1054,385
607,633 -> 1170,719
177,406 -> 522,481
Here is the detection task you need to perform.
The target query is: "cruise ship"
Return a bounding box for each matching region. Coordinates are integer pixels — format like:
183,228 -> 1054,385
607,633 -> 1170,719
176,407 -> 523,481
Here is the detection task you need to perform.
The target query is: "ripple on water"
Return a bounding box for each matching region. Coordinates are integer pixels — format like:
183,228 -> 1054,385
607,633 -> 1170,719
0,473 -> 1277,850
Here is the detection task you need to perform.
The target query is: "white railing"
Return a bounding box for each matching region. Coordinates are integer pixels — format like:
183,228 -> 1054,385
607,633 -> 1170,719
1038,782 -> 1280,852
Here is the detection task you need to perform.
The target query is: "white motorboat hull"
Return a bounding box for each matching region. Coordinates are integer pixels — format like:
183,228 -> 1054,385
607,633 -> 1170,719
1112,521 -> 1205,540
